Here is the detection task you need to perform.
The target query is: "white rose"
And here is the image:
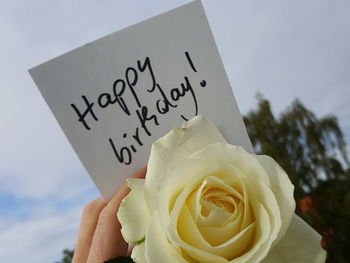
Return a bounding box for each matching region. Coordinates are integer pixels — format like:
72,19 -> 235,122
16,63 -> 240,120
117,116 -> 326,263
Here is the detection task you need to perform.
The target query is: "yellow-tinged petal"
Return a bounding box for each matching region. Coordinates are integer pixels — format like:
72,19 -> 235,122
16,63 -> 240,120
145,214 -> 188,263
229,202 -> 271,263
145,116 -> 226,210
176,205 -> 255,260
255,155 -> 295,242
157,159 -> 222,234
189,144 -> 293,250
117,178 -> 150,243
261,214 -> 327,263
131,243 -> 147,263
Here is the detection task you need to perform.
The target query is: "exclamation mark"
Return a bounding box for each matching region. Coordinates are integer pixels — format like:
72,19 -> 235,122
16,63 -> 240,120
185,51 -> 207,88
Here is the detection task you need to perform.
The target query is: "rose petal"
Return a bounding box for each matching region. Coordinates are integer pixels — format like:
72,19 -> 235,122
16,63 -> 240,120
157,159 -> 223,232
172,204 -> 255,262
145,213 -> 188,263
168,172 -> 256,261
189,144 -> 293,244
131,243 -> 147,263
117,178 -> 150,243
196,176 -> 243,228
232,162 -> 282,263
255,155 -> 295,241
187,143 -> 285,263
145,116 -> 226,210
187,177 -> 243,246
261,214 -> 327,263
169,204 -> 228,263
198,213 -> 243,246
229,202 -> 271,263
186,174 -> 243,225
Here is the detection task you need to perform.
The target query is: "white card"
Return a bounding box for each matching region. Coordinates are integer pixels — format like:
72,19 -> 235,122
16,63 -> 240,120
29,0 -> 253,200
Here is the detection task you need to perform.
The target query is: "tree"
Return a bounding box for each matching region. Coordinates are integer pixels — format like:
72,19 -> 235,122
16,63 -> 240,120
56,249 -> 74,263
244,95 -> 349,199
244,96 -> 350,263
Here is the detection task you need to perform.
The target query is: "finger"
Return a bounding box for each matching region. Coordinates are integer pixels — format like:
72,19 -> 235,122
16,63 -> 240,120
127,243 -> 135,257
87,167 -> 147,263
131,166 -> 147,179
72,197 -> 107,263
103,166 -> 147,218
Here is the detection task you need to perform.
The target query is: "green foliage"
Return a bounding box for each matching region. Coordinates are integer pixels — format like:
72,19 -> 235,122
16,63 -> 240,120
244,96 -> 349,199
244,96 -> 350,263
306,176 -> 350,263
55,249 -> 74,263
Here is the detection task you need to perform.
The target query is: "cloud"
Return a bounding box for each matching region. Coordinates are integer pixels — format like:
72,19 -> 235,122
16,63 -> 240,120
0,205 -> 82,263
205,0 -> 350,134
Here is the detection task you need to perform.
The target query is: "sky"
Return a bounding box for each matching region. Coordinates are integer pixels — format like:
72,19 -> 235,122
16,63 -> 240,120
0,0 -> 349,262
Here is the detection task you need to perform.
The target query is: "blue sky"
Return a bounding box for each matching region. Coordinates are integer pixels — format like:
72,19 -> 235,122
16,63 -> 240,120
1,0 -> 349,262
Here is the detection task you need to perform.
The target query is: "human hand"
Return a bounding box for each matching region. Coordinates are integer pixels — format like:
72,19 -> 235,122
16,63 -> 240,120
72,167 -> 147,263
